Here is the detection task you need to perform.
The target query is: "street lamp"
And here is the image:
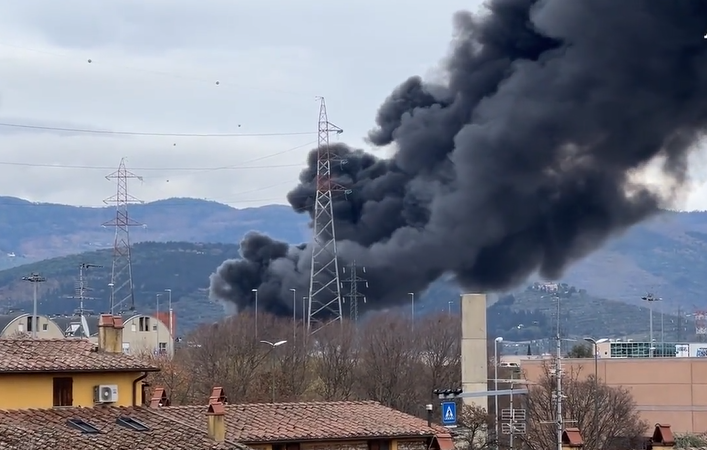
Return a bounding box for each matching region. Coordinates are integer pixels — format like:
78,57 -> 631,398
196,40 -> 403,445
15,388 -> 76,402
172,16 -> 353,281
260,340 -> 287,402
252,289 -> 259,339
642,294 -> 661,357
22,273 -> 46,339
290,288 -> 297,345
156,293 -> 162,354
408,293 -> 415,330
583,337 -> 607,439
164,288 -> 173,340
494,336 -> 503,447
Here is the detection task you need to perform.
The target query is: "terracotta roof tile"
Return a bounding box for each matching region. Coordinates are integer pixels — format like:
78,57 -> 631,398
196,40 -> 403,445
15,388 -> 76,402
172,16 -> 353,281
158,401 -> 442,443
0,406 -> 247,450
0,338 -> 158,373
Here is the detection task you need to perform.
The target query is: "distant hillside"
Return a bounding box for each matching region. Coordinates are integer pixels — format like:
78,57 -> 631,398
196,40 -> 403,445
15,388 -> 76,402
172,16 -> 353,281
2,195 -> 707,312
0,196 -> 309,266
0,241 -> 241,333
0,241 -> 697,338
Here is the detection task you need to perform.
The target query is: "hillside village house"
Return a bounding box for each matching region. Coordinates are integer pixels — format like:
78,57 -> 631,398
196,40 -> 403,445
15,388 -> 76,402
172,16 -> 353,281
0,314 -> 158,409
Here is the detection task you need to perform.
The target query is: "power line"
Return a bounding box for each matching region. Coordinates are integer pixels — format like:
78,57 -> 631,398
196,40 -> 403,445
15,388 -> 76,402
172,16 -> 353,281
0,121 -> 314,137
0,140 -> 317,174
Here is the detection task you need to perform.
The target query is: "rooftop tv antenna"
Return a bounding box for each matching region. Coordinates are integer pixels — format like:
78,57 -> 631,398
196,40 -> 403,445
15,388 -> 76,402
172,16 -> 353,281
102,158 -> 145,314
64,263 -> 102,337
307,97 -> 349,335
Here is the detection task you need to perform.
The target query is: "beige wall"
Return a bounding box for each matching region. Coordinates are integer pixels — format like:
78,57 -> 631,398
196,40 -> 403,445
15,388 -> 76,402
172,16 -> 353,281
88,314 -> 174,357
521,358 -> 707,433
0,314 -> 65,339
461,293 -> 488,411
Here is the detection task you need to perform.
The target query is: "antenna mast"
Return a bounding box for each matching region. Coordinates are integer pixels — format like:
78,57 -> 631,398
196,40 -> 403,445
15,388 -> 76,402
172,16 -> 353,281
307,97 -> 348,335
343,260 -> 367,324
65,263 -> 102,316
103,158 -> 144,314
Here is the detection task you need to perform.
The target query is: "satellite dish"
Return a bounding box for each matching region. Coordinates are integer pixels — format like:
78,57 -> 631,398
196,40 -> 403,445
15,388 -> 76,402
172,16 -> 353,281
80,315 -> 90,338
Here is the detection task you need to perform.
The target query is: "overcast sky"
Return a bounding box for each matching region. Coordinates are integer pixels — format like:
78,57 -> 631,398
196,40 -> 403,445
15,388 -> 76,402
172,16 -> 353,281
1,0 -> 706,211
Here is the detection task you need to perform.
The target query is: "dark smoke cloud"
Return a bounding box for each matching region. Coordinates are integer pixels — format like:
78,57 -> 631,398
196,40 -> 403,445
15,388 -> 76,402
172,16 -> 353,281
211,0 -> 707,316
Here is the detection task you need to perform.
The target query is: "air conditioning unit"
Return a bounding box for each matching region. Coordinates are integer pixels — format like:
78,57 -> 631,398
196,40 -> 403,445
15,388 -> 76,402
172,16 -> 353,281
94,385 -> 119,403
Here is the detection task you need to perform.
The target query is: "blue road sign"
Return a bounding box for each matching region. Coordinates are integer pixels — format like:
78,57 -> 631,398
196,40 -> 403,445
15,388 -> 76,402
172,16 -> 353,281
441,401 -> 457,426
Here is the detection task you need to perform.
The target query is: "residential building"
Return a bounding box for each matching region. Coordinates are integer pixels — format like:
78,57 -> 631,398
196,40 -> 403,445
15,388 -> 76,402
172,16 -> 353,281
51,315 -> 100,338
50,313 -> 175,357
520,356 -> 707,433
0,313 -> 65,338
120,313 -> 175,356
0,314 -> 158,410
0,405 -> 248,449
155,387 -> 453,450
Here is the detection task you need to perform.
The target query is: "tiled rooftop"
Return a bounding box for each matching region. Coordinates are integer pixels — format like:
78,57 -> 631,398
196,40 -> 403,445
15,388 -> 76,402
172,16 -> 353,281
157,400 -> 443,443
0,338 -> 158,373
0,406 -> 247,449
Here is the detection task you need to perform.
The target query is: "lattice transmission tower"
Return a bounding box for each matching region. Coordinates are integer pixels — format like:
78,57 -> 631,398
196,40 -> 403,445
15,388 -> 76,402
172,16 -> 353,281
307,97 -> 348,335
103,158 -> 144,314
342,260 -> 367,324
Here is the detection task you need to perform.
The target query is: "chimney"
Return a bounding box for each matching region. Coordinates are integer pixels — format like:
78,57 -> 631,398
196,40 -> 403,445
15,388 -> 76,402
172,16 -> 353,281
206,402 -> 226,442
561,428 -> 584,450
461,293 -> 488,410
651,424 -> 676,449
209,386 -> 228,405
148,386 -> 171,408
98,314 -> 124,353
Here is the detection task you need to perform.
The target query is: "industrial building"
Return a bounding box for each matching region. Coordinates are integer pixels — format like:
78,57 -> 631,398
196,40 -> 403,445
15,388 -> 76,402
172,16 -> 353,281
520,356 -> 707,433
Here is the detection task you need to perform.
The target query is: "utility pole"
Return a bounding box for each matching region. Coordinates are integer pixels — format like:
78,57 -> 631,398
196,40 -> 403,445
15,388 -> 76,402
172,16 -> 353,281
408,292 -> 415,330
342,260 -> 367,324
22,273 -> 46,338
677,305 -> 683,341
307,97 -> 348,335
554,294 -> 563,450
103,157 -> 144,314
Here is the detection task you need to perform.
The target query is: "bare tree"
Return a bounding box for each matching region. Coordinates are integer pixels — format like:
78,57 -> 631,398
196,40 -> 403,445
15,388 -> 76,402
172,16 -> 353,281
417,313 -> 461,399
186,312 -> 273,402
456,404 -> 495,450
521,361 -> 647,450
311,319 -> 359,401
357,312 -> 420,414
143,352 -> 197,405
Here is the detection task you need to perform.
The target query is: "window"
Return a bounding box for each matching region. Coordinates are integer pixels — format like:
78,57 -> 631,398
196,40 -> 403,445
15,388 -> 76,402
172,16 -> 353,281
42,323 -> 48,331
158,342 -> 167,354
116,416 -> 150,432
368,440 -> 391,450
53,377 -> 73,407
139,317 -> 150,332
66,418 -> 100,434
26,316 -> 33,332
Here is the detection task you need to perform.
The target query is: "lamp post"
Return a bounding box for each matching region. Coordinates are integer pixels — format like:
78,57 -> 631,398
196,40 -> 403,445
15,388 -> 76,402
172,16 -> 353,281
156,293 -> 162,354
22,273 -> 46,339
164,288 -> 173,341
494,336 -> 503,447
583,337 -> 599,440
448,301 -> 453,315
642,294 -> 660,357
252,288 -> 259,339
290,288 -> 297,345
408,293 -> 415,330
260,340 -> 287,402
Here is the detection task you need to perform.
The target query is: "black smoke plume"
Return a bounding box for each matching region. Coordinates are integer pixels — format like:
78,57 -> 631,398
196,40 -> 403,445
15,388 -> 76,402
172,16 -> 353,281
210,0 -> 707,315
